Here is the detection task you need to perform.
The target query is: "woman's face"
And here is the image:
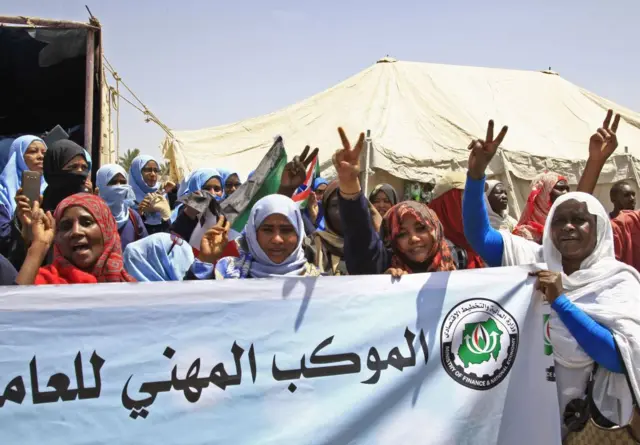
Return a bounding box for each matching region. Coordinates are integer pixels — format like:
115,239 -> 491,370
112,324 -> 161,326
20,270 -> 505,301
551,180 -> 570,203
325,193 -> 342,235
224,174 -> 241,196
257,214 -> 299,264
394,215 -> 434,263
63,155 -> 89,174
141,161 -> 159,187
315,184 -> 327,202
550,199 -> 597,263
371,190 -> 393,216
24,141 -> 47,172
203,177 -> 223,198
107,173 -> 127,186
488,183 -> 508,213
55,206 -> 104,271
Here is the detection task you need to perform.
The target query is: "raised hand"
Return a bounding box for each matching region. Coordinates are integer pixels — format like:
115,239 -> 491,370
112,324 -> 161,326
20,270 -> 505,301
29,200 -> 56,249
588,109 -> 621,163
280,145 -> 320,192
467,120 -> 509,180
332,127 -> 365,194
199,215 -> 231,264
163,181 -> 176,194
146,193 -> 172,221
308,190 -> 319,224
15,188 -> 34,229
138,194 -> 153,214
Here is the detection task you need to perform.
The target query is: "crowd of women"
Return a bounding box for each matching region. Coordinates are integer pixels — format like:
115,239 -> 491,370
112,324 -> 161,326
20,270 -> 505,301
0,109 -> 638,442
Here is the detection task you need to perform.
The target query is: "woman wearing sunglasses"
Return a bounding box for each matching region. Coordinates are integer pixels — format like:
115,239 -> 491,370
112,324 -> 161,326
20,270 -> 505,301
128,155 -> 172,235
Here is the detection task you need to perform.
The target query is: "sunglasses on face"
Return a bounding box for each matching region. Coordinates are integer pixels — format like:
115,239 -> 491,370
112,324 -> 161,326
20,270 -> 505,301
204,185 -> 222,193
142,168 -> 160,174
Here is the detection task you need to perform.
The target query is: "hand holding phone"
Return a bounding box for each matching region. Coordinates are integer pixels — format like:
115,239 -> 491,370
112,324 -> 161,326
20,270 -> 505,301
21,171 -> 42,204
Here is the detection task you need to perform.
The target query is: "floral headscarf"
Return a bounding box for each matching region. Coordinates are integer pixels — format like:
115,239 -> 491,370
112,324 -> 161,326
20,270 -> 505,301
382,201 -> 456,273
51,193 -> 135,283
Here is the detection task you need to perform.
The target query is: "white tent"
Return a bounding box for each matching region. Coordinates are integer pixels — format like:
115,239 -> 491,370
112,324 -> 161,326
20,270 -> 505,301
162,57 -> 640,214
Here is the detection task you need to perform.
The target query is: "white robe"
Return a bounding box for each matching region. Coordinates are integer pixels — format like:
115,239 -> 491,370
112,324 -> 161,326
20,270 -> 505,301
500,192 -> 640,427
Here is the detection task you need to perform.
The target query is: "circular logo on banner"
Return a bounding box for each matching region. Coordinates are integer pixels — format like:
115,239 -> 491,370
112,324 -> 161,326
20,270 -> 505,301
440,298 -> 519,390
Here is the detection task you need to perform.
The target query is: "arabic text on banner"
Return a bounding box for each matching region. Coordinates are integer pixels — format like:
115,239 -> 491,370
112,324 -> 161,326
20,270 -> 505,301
0,266 -> 561,445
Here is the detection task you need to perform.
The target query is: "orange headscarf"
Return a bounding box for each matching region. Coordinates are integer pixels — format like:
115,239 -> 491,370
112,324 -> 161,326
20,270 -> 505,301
513,172 -> 566,244
35,193 -> 135,284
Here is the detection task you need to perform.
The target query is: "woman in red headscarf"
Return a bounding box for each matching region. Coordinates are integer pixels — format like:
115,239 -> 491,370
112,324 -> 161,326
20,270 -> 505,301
26,193 -> 135,284
382,201 -> 456,276
429,187 -> 486,269
513,172 -> 570,244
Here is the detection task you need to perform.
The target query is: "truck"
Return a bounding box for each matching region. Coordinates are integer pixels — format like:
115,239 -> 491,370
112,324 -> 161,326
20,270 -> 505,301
0,14 -> 115,176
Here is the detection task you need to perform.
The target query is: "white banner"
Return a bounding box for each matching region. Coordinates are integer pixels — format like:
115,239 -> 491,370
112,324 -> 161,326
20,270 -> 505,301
0,266 -> 561,444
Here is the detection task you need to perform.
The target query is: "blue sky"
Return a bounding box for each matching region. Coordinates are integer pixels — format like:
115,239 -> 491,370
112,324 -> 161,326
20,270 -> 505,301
7,0 -> 640,160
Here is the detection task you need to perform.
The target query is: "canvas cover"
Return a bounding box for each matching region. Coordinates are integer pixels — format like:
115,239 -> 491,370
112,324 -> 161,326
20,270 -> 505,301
162,57 -> 640,214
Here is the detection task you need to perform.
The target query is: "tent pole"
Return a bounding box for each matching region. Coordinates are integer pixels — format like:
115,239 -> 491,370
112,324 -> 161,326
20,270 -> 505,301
84,29 -> 95,153
499,150 -> 521,217
627,153 -> 640,190
362,129 -> 372,195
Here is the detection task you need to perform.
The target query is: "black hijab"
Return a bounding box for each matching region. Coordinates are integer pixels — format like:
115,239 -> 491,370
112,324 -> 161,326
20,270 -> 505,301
42,139 -> 88,212
369,183 -> 399,206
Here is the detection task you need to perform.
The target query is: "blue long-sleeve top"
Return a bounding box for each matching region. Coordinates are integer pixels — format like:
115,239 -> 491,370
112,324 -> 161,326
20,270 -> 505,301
463,174 -> 622,373
338,192 -> 390,275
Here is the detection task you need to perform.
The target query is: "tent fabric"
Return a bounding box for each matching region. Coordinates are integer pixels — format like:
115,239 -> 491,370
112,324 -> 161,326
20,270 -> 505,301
162,58 -> 640,215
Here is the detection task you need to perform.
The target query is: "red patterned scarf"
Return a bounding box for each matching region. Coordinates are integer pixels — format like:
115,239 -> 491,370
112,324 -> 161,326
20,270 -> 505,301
383,201 -> 456,273
35,193 -> 135,284
428,189 -> 485,269
513,172 -> 566,244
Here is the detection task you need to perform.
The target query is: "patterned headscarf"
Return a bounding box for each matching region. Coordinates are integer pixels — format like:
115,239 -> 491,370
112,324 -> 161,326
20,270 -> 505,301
382,201 -> 456,273
513,172 -> 567,244
53,193 -> 135,282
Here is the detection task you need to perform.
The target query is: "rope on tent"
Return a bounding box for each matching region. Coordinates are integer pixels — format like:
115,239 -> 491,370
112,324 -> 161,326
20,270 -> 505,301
102,55 -> 176,147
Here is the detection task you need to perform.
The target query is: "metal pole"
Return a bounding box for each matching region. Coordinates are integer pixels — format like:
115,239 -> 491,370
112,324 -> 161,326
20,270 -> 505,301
362,129 -> 372,195
84,29 -> 95,152
499,150 -> 521,217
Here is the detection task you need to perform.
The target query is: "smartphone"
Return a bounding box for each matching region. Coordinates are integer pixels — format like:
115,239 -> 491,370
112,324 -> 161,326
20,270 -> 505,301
21,171 -> 42,203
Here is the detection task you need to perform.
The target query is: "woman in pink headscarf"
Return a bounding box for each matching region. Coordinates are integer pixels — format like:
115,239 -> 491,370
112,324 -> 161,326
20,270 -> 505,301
512,172 -> 570,243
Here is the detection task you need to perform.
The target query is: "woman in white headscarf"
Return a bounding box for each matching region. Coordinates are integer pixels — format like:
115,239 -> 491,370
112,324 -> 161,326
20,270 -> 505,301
484,179 -> 517,232
187,194 -> 320,279
463,120 -> 640,440
217,194 -> 319,279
